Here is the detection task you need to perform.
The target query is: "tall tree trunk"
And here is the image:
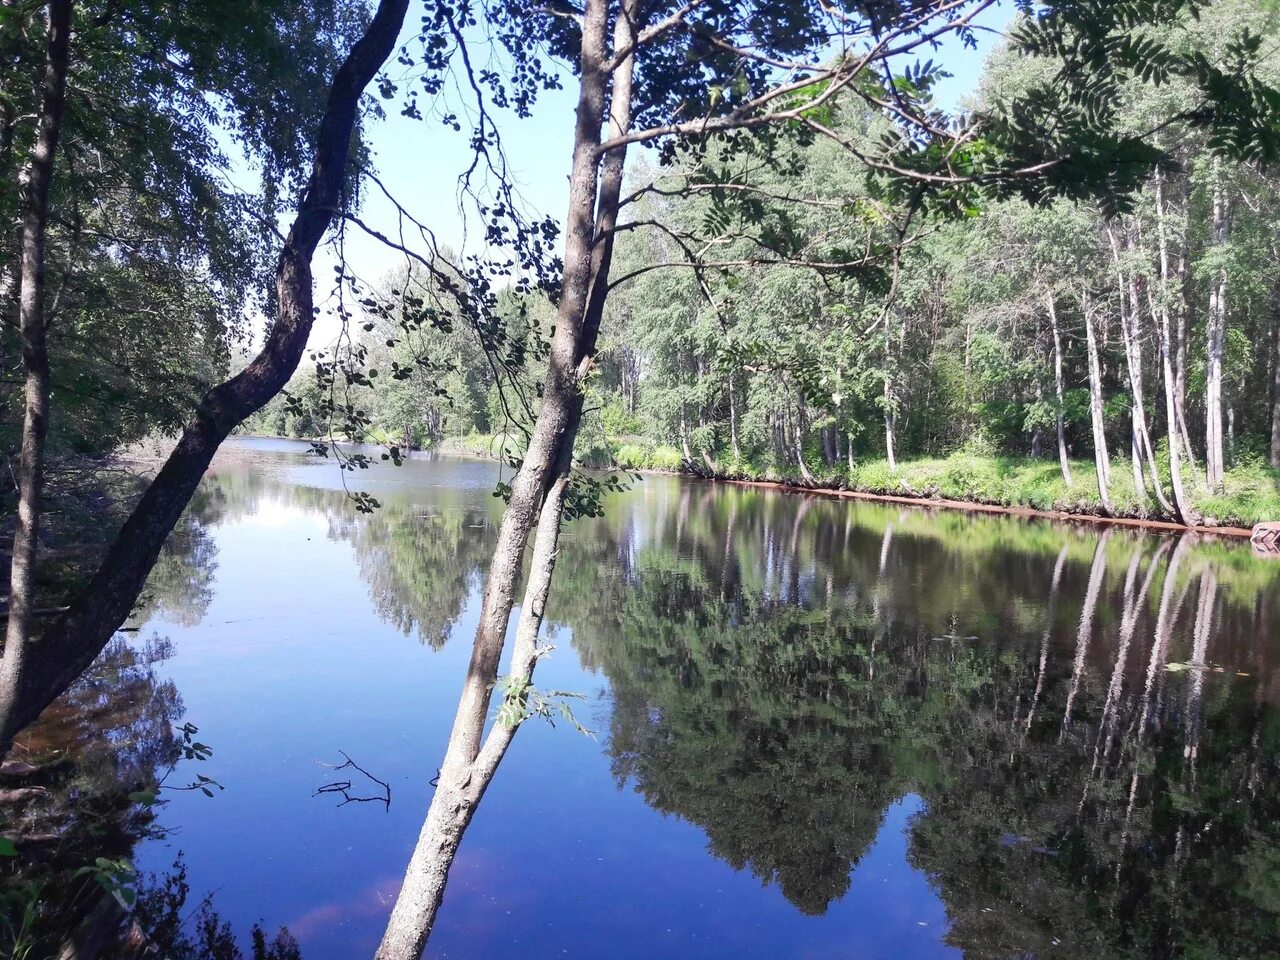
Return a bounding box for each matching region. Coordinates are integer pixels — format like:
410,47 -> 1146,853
1107,224 -> 1172,514
1081,287 -> 1113,512
0,0 -> 412,751
883,329 -> 898,473
1153,167 -> 1193,524
1047,295 -> 1074,486
1271,306 -> 1280,469
1205,160 -> 1229,492
1,0 -> 72,727
1173,173 -> 1196,469
376,2 -> 640,955
728,377 -> 741,461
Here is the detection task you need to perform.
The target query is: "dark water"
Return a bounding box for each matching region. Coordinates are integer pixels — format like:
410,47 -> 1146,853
24,437 -> 1280,958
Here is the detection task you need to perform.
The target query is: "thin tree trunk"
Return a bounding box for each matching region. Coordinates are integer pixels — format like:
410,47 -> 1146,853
1205,160 -> 1229,492
1272,306 -> 1280,469
728,377 -> 741,461
1153,167 -> 1193,524
376,468 -> 571,960
377,2 -> 640,954
1107,223 -> 1172,514
884,369 -> 897,473
1047,295 -> 1074,486
0,0 -> 411,751
1081,287 -> 1113,512
1130,425 -> 1147,503
1,0 -> 72,726
1173,172 -> 1196,469
792,395 -> 814,482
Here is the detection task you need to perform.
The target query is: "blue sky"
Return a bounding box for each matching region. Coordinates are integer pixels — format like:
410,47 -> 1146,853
313,1 -> 1015,347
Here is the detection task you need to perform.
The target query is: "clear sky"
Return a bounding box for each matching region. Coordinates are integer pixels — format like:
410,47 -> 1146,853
309,1 -> 1015,349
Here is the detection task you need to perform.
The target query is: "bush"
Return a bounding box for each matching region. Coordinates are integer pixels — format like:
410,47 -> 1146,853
647,445 -> 684,471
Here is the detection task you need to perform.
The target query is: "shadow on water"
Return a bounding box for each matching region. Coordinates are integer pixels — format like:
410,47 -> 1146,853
5,438 -> 1280,958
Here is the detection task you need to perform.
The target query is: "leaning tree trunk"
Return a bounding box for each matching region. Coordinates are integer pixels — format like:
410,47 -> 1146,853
0,0 -> 412,752
376,1 -> 640,955
1080,287 -> 1113,513
792,393 -> 814,482
1,0 -> 72,727
1205,161 -> 1229,492
1047,295 -> 1074,486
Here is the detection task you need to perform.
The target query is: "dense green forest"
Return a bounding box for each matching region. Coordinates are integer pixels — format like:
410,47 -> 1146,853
246,0 -> 1280,526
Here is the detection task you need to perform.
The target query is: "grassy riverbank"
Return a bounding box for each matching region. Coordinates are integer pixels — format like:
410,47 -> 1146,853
443,433 -> 1280,528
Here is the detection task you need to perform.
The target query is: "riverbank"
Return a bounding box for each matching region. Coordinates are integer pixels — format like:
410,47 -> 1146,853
443,433 -> 1280,532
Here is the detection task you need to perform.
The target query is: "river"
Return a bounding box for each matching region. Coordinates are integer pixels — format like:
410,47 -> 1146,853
22,436 -> 1280,958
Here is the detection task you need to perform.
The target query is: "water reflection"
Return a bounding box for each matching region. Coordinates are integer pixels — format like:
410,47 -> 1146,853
557,489 -> 1280,958
12,439 -> 1280,958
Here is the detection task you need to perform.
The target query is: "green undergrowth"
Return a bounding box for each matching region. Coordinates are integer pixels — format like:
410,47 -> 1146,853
611,446 -> 1280,528
419,433 -> 1280,527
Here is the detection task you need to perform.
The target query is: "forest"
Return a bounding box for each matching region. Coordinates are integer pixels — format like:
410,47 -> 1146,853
244,0 -> 1280,527
3,0 -> 1280,958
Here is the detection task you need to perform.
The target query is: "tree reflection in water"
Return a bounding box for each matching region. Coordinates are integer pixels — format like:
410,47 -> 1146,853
11,452 -> 1280,958
1,499 -> 303,958
554,486 -> 1280,959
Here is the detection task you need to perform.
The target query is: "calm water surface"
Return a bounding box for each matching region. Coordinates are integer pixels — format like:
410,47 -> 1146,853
80,438 -> 1280,957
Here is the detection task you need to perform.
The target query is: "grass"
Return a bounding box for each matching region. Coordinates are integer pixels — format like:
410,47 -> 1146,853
429,432 -> 1280,528
609,446 -> 1279,528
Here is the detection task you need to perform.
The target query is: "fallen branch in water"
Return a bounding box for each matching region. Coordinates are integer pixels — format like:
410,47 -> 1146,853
315,750 -> 391,811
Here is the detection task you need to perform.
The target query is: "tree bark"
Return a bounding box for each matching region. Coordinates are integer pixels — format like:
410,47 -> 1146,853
1271,304 -> 1280,469
1171,171 -> 1196,470
1,0 -> 72,730
375,468 -> 571,960
1047,295 -> 1074,486
1080,287 -> 1112,512
793,404 -> 814,482
376,2 -> 640,954
1107,224 -> 1172,514
728,377 -> 741,461
884,362 -> 897,472
0,0 -> 412,751
1153,167 -> 1193,524
1205,160 -> 1229,492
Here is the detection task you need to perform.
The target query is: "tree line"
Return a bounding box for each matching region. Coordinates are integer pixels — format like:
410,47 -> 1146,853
246,2 -> 1280,528
4,1 -> 1280,959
